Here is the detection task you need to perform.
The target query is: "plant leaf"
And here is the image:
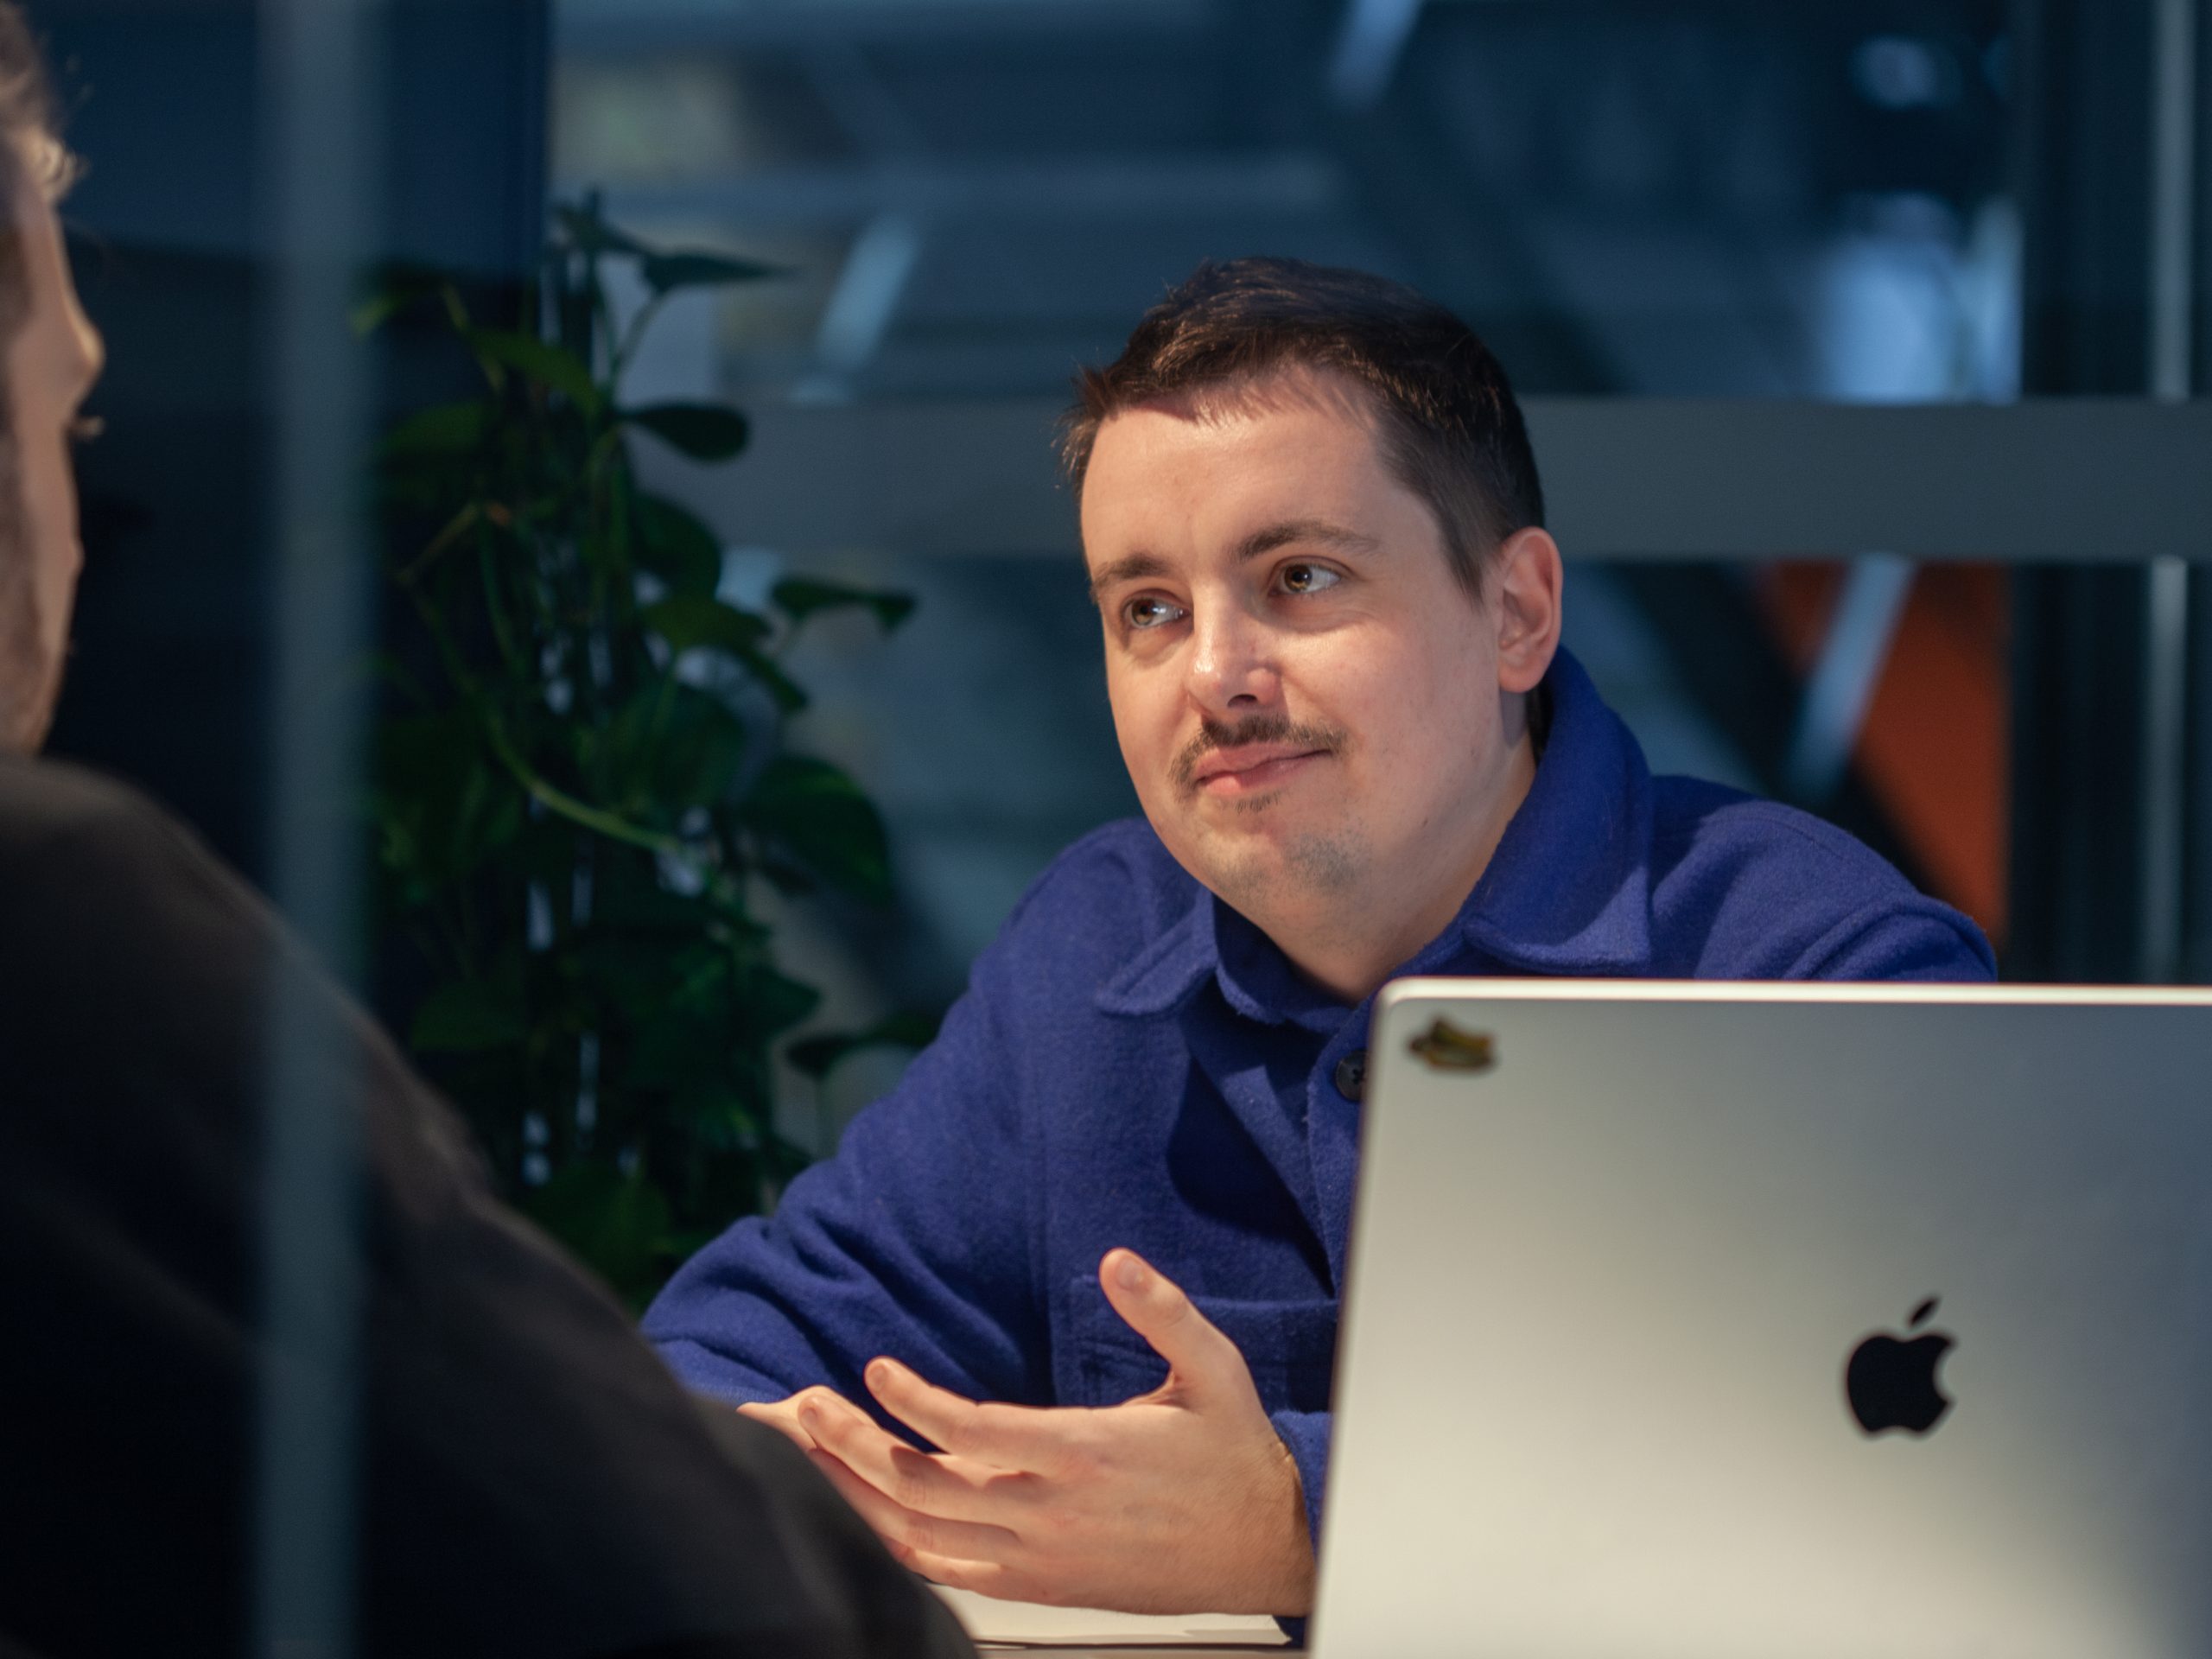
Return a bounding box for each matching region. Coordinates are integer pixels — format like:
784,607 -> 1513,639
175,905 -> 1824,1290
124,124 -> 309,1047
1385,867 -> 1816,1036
351,264 -> 456,336
594,861 -> 718,931
734,962 -> 824,1043
772,575 -> 917,633
634,493 -> 725,598
352,287 -> 418,338
625,402 -> 750,462
731,641 -> 810,713
626,995 -> 731,1092
583,683 -> 752,816
576,937 -> 677,1031
626,938 -> 739,1052
742,754 -> 892,904
552,200 -> 649,258
521,1161 -> 675,1307
409,974 -> 526,1053
380,399 -> 490,459
787,1009 -> 942,1080
643,594 -> 772,657
467,327 -> 602,411
675,1077 -> 764,1151
658,694 -> 753,810
641,249 -> 784,292
754,849 -> 819,898
373,710 -> 520,892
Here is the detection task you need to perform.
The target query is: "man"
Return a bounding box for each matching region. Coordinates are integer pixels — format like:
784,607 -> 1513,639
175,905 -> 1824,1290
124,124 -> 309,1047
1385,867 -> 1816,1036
0,10 -> 970,1656
643,258 -> 1996,1618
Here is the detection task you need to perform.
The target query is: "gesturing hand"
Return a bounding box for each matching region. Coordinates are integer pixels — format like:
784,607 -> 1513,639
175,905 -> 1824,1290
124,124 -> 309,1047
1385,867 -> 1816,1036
787,1249 -> 1314,1617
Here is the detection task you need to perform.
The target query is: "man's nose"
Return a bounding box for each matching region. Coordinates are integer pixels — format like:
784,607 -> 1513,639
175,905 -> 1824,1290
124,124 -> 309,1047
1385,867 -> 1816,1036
1186,603 -> 1280,715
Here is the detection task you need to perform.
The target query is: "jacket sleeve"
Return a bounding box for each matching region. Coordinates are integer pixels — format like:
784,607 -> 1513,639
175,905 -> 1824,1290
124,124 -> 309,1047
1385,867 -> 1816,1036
1664,799 -> 1997,983
1271,1407 -> 1332,1548
1792,900 -> 1998,982
643,918 -> 1049,1422
1268,1408 -> 1331,1645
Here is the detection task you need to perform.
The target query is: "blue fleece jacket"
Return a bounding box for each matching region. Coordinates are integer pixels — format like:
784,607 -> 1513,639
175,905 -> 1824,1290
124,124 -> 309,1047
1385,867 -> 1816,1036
644,648 -> 1995,1557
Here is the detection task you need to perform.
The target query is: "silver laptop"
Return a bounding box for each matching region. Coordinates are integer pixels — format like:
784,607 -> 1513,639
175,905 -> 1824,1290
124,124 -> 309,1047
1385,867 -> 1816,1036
1314,981 -> 2212,1659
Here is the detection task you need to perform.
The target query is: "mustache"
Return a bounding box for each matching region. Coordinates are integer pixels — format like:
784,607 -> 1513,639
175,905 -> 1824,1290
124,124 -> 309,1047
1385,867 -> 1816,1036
1170,714 -> 1346,794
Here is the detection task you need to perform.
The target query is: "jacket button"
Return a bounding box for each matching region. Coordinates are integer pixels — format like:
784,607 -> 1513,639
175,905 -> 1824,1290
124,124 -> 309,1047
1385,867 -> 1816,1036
1333,1049 -> 1367,1102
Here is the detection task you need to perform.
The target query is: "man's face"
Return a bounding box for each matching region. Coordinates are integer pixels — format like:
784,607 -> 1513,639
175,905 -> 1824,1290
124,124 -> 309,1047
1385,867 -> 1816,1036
0,141 -> 103,755
1082,366 -> 1553,946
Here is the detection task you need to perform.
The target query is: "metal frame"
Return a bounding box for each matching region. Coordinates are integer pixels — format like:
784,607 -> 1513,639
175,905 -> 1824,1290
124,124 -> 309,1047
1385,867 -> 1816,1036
634,396 -> 2212,562
255,3 -> 384,1653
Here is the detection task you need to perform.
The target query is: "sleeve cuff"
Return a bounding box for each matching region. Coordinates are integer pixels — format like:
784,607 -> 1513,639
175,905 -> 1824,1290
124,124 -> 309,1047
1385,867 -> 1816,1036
1268,1407 -> 1332,1648
651,1335 -> 788,1405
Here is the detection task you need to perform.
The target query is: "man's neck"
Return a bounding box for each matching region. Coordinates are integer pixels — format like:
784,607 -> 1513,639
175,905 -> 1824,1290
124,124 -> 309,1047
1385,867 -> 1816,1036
1255,730 -> 1541,1006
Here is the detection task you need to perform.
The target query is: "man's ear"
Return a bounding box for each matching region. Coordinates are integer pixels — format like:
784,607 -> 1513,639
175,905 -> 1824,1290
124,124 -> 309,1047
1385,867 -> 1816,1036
1490,527 -> 1563,695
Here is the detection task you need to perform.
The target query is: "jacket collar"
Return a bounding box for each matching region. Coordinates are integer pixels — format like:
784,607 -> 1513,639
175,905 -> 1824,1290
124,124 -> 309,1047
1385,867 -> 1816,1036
1095,646 -> 1657,1021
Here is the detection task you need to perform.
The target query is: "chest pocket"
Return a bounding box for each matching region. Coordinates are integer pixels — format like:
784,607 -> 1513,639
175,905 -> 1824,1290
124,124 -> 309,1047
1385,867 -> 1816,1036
1060,1273 -> 1338,1414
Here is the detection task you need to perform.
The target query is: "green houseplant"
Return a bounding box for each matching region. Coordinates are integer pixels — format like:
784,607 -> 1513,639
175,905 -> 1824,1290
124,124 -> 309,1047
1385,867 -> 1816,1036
366,198 -> 924,1306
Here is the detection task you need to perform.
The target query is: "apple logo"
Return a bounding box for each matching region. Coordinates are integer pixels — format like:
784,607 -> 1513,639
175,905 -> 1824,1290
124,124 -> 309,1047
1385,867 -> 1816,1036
1844,1297 -> 1956,1436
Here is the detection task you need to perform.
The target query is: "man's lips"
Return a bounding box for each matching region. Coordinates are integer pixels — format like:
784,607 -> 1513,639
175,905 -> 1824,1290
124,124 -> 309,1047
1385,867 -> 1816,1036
1192,745 -> 1331,796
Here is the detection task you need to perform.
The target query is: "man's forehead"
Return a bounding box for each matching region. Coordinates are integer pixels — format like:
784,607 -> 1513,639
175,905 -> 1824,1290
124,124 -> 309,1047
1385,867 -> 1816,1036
1080,364 -> 1389,554
1081,366 -> 1388,530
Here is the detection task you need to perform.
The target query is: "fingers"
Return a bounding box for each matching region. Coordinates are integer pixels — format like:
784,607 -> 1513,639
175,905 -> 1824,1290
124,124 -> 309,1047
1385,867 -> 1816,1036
1096,1249 -> 1245,1395
862,1358 -> 1074,1472
794,1386 -> 917,1458
801,1386 -> 1039,1524
804,1445 -> 1023,1567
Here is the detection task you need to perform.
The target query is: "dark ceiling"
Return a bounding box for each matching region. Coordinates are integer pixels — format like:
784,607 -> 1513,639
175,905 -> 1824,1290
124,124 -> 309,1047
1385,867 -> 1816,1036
554,0 -> 2015,405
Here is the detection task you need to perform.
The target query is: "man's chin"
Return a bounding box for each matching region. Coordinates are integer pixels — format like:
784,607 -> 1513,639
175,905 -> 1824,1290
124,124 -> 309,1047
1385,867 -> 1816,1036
1175,819 -> 1367,912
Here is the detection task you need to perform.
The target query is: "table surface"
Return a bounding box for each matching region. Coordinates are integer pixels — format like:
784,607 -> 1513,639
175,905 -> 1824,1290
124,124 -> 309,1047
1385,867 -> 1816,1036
937,1587 -> 1290,1654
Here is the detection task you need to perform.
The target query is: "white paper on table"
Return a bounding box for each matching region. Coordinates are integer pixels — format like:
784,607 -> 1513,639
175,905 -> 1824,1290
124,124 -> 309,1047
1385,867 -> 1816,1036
933,1586 -> 1288,1648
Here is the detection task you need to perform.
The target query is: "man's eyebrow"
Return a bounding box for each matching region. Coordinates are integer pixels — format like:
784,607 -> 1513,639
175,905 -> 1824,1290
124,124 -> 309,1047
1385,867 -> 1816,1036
1085,521 -> 1379,607
1232,519 -> 1381,562
1086,551 -> 1172,607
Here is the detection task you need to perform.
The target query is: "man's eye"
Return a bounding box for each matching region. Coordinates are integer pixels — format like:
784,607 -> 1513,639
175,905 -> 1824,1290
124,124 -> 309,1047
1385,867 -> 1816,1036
1122,595 -> 1187,631
1278,562 -> 1342,595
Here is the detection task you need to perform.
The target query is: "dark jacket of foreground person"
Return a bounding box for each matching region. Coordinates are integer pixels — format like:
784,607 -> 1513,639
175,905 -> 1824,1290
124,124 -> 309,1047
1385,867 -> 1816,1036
0,754 -> 975,1659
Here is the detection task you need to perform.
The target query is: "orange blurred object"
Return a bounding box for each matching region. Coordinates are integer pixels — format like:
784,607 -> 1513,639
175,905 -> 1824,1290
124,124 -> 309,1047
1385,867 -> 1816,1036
1759,563 -> 2009,946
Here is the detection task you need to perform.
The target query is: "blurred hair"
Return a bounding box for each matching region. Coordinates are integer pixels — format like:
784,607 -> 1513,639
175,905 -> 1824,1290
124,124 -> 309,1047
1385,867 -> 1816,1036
0,0 -> 62,751
1061,256 -> 1545,601
0,0 -> 65,345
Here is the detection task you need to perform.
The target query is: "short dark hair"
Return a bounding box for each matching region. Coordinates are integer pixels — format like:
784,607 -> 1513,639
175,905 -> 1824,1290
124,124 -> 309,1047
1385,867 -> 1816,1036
1061,257 -> 1545,599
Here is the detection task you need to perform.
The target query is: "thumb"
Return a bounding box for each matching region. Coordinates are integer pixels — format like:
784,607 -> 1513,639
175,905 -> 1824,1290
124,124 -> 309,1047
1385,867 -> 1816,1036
1098,1248 -> 1251,1402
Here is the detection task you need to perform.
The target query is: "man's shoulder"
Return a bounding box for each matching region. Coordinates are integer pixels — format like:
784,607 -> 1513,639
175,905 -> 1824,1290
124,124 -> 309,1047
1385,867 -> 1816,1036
1012,817 -> 1195,918
0,753 -> 272,990
983,816 -> 1202,974
0,747 -> 156,830
1647,773 -> 1896,886
2,752 -> 182,892
0,753 -> 234,900
1643,774 -> 1994,979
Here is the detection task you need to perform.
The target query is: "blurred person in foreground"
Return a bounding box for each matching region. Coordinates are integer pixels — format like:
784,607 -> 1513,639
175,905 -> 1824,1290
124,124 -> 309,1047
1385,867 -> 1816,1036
0,10 -> 972,1657
643,259 -> 1999,1624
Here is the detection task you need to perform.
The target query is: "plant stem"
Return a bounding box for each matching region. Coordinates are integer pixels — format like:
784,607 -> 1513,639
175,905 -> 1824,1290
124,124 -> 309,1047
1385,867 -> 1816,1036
396,500 -> 484,588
